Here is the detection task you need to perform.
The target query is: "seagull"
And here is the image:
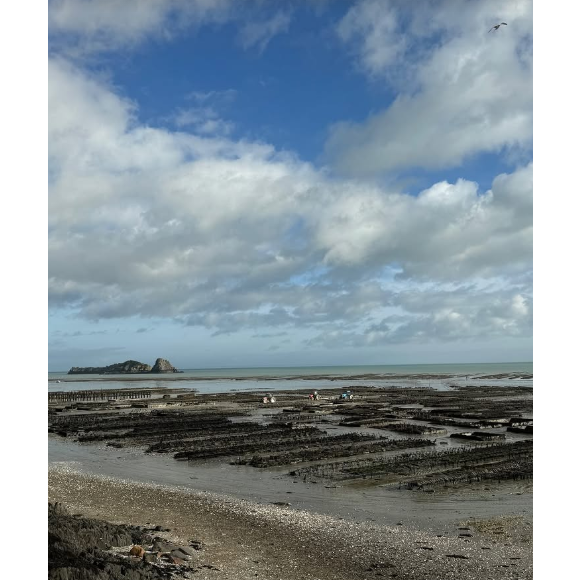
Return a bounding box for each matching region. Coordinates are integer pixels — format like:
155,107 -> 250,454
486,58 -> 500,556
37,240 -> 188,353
488,22 -> 507,32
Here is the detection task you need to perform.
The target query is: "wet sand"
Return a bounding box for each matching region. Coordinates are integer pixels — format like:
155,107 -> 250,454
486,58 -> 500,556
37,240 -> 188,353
49,465 -> 532,580
48,434 -> 532,532
48,371 -> 533,396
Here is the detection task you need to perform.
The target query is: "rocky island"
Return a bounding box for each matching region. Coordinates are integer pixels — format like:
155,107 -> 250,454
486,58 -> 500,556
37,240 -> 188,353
68,358 -> 181,375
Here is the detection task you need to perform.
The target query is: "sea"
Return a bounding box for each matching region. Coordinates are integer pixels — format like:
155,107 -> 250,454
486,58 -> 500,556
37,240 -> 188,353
48,362 -> 532,394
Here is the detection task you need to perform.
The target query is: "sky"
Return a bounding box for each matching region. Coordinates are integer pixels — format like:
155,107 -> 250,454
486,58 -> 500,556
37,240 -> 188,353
47,0 -> 533,371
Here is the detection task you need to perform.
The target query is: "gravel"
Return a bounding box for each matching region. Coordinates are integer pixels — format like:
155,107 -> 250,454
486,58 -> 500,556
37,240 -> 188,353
49,464 -> 532,580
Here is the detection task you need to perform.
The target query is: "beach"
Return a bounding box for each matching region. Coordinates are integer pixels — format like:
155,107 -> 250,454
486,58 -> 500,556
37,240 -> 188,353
49,466 -> 531,580
48,378 -> 532,579
46,0 -> 536,574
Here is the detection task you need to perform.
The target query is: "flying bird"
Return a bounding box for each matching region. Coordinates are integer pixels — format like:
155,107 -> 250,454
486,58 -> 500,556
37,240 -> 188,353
488,22 -> 507,32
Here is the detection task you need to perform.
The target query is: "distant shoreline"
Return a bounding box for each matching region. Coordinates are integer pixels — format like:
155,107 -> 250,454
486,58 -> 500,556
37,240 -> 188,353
48,371 -> 533,383
49,375 -> 210,382
49,362 -> 533,373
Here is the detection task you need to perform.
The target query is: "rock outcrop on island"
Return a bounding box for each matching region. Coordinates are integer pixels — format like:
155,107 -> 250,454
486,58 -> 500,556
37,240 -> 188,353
68,360 -> 152,374
67,358 -> 181,375
151,358 -> 180,373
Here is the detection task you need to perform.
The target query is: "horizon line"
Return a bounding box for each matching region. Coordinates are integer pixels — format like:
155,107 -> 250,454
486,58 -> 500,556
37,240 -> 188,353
48,361 -> 533,373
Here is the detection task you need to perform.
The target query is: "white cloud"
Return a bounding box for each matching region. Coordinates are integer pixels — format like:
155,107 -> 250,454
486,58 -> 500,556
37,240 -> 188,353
337,0 -> 406,78
326,0 -> 532,175
314,164 -> 532,280
49,0 -> 234,55
237,10 -> 292,53
172,89 -> 238,135
49,56 -> 532,349
173,108 -> 234,135
307,284 -> 532,347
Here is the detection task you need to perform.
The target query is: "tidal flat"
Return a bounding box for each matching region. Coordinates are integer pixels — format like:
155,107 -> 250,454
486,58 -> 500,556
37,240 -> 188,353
48,383 -> 532,579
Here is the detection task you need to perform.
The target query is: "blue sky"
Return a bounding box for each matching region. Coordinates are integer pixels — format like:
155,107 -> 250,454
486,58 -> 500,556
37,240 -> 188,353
48,0 -> 533,370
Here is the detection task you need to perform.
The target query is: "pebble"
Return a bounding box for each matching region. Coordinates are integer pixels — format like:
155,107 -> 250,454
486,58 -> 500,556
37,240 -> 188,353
49,463 -> 532,580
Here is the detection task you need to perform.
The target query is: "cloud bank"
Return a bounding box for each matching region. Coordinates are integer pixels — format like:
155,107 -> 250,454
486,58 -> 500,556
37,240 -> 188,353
49,53 -> 532,347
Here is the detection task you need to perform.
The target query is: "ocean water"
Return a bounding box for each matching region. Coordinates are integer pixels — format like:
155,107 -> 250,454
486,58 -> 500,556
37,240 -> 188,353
48,362 -> 532,394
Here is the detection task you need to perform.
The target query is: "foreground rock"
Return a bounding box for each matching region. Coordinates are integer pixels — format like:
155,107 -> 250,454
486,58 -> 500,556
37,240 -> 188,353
48,502 -> 196,580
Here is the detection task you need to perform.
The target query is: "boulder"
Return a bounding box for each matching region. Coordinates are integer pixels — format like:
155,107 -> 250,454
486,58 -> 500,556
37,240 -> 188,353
128,545 -> 145,558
